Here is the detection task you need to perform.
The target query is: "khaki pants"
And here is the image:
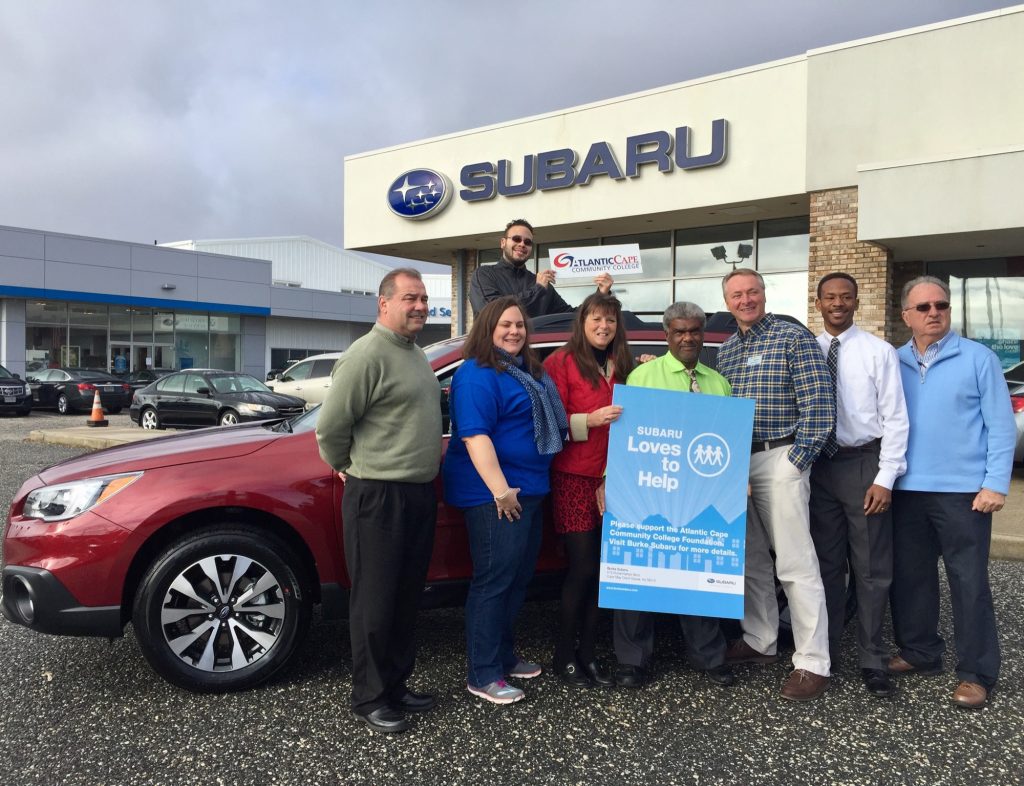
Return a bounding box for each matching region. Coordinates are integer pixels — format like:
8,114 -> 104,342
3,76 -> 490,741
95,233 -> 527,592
741,445 -> 831,677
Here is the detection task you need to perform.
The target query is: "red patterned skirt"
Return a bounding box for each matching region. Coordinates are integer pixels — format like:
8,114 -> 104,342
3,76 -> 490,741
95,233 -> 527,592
550,470 -> 604,534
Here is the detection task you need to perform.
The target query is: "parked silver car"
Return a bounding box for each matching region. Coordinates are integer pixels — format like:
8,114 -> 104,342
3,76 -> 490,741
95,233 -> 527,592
266,352 -> 341,406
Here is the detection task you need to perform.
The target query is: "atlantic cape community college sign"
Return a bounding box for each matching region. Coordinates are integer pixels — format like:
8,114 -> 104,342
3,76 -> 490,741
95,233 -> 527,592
551,244 -> 643,279
386,118 -> 728,220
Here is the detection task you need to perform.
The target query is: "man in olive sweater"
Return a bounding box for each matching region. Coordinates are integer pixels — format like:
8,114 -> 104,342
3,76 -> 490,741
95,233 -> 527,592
316,267 -> 442,734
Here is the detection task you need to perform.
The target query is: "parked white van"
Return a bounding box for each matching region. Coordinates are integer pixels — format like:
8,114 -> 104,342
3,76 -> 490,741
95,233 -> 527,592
266,352 -> 342,406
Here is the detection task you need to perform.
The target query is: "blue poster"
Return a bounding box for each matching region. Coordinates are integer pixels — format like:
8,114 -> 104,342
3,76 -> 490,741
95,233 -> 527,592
599,386 -> 755,619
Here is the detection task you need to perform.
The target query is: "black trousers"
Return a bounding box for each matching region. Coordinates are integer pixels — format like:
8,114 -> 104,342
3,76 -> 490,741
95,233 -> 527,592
808,445 -> 893,669
341,476 -> 437,713
613,609 -> 726,671
890,490 -> 1000,689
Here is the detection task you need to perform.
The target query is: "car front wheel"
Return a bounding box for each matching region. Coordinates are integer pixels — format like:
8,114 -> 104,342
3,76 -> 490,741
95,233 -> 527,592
140,407 -> 162,430
131,527 -> 311,692
219,409 -> 239,426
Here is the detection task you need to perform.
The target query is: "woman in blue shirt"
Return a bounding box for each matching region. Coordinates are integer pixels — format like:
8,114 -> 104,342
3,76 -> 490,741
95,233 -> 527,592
443,296 -> 567,705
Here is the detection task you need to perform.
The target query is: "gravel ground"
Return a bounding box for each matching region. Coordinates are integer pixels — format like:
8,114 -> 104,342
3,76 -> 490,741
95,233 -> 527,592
1,417 -> 1023,786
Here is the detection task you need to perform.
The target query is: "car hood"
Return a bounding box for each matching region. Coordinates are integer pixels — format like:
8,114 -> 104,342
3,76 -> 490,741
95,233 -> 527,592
215,390 -> 305,407
37,421 -> 285,484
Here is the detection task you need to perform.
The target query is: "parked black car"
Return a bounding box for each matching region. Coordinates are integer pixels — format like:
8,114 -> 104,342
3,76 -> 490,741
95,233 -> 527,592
124,368 -> 173,392
129,369 -> 306,429
0,364 -> 32,416
26,367 -> 132,414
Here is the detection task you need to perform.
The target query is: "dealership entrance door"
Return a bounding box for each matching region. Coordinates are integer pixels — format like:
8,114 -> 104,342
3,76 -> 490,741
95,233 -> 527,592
110,343 -> 175,374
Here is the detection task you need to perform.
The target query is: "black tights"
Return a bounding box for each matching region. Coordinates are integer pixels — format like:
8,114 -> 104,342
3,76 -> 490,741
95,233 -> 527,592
554,528 -> 602,668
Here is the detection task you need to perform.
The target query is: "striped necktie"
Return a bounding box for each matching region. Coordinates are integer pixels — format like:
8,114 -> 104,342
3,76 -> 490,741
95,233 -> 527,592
823,337 -> 840,457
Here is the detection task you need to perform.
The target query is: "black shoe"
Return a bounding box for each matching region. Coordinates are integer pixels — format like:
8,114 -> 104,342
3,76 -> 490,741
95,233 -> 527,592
391,690 -> 436,713
614,664 -> 649,688
353,706 -> 409,733
581,659 -> 615,687
557,661 -> 593,689
862,668 -> 896,698
705,663 -> 736,687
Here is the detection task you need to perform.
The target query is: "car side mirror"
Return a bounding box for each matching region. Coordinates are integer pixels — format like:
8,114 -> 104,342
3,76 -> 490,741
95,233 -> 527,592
196,386 -> 211,395
13,373 -> 20,379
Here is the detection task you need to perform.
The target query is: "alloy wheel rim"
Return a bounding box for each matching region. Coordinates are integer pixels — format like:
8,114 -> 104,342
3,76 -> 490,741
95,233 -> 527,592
159,554 -> 287,673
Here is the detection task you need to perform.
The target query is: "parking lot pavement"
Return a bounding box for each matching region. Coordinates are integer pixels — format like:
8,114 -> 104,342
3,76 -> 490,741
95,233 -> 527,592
2,436 -> 1024,785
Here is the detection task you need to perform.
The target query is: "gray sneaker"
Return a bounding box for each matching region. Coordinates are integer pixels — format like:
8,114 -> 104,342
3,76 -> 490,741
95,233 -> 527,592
508,660 -> 542,679
467,680 -> 525,705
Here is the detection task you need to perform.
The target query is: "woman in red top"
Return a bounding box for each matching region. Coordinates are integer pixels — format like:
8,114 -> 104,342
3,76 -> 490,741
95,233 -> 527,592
543,292 -> 635,687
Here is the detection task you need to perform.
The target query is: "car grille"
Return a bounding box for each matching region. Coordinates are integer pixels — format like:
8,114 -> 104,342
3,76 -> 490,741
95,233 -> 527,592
276,406 -> 305,418
0,385 -> 25,396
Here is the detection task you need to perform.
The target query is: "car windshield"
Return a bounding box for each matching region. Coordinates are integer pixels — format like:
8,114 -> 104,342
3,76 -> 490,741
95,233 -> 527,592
209,374 -> 270,394
0,364 -> 14,378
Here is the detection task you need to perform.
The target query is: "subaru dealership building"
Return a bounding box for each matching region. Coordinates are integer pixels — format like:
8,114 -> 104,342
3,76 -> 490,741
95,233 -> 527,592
344,6 -> 1024,362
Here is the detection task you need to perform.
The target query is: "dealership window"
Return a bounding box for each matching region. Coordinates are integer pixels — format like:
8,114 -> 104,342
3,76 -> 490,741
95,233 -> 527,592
676,223 -> 754,277
25,301 -> 67,370
68,303 -> 109,368
477,248 -> 503,266
604,231 -> 672,280
672,218 -> 809,322
22,299 -> 248,374
209,315 -> 241,371
674,278 -> 725,314
110,307 -> 132,343
757,217 -> 810,272
928,258 -> 1024,370
174,312 -> 210,370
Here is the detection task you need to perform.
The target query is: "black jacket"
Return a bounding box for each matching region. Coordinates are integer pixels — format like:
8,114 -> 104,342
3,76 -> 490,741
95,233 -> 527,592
469,259 -> 574,318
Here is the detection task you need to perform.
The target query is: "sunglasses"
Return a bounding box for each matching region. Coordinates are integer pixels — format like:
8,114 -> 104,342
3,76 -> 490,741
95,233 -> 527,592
505,234 -> 533,247
906,301 -> 951,313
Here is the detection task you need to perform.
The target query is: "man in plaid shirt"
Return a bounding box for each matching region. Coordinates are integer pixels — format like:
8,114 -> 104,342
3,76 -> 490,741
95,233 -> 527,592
716,268 -> 835,702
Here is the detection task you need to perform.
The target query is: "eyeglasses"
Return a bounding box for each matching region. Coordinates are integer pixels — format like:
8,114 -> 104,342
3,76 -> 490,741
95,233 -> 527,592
905,301 -> 951,313
505,235 -> 533,247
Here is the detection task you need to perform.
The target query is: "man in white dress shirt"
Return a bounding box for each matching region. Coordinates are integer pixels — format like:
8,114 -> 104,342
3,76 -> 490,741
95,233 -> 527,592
809,272 -> 909,697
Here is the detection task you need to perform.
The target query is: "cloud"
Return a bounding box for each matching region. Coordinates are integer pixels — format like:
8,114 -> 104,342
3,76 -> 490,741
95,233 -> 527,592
0,0 -> 1009,251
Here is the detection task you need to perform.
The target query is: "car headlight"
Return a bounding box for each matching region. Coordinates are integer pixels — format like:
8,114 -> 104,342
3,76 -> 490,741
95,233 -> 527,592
237,403 -> 275,415
22,472 -> 143,522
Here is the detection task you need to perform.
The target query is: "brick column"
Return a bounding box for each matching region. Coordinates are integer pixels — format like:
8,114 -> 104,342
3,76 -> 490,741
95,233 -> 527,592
808,187 -> 896,341
451,248 -> 478,337
889,260 -> 927,346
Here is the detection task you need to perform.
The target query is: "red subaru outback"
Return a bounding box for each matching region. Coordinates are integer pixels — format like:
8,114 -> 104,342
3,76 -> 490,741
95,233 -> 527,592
2,314 -> 733,692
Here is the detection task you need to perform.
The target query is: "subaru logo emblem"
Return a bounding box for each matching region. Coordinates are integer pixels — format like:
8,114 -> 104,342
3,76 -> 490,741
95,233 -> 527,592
387,168 -> 452,220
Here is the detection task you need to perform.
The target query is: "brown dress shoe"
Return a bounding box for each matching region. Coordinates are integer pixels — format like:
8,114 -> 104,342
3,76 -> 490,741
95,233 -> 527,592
780,669 -> 829,702
725,638 -> 779,665
887,654 -> 943,676
951,681 -> 987,709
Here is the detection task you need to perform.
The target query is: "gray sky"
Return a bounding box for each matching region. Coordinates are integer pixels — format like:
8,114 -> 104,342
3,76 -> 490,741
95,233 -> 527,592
0,0 -> 1011,258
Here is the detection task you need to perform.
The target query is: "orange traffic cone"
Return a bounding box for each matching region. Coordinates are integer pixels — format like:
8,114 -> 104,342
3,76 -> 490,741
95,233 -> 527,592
86,389 -> 109,428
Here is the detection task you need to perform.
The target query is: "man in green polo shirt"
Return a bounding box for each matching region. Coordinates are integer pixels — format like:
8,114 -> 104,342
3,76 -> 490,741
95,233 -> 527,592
611,301 -> 735,689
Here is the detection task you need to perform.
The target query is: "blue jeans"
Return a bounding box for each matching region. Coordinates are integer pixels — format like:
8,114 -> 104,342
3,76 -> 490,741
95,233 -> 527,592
463,495 -> 544,688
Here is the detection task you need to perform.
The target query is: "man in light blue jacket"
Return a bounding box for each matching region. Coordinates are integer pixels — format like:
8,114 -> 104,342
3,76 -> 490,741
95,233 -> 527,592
887,275 -> 1014,710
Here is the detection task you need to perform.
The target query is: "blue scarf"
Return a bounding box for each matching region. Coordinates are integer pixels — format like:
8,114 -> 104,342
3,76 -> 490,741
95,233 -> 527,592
495,347 -> 567,455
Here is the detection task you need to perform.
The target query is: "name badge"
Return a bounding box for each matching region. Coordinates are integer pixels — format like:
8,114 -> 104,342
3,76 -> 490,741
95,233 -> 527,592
746,355 -> 763,367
